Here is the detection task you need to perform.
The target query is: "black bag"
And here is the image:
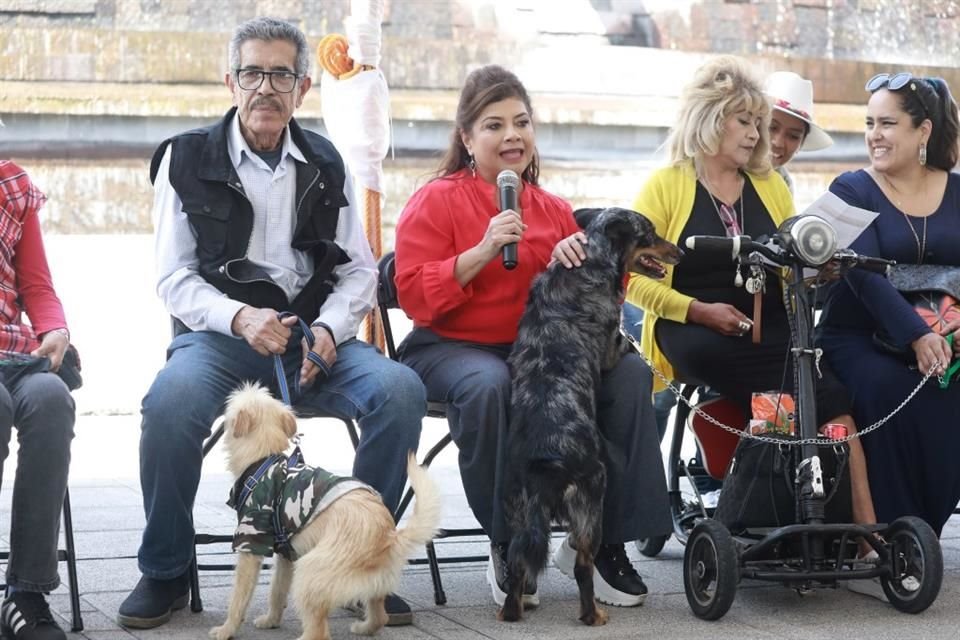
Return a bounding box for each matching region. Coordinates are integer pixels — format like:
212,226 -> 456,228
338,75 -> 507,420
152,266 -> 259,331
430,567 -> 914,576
873,265 -> 960,360
714,433 -> 851,533
58,344 -> 83,391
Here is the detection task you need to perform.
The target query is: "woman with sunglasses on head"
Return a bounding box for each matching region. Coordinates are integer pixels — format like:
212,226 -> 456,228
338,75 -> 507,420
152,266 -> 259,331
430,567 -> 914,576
817,74 -> 960,576
393,64 -> 671,612
764,71 -> 834,194
627,55 -> 877,537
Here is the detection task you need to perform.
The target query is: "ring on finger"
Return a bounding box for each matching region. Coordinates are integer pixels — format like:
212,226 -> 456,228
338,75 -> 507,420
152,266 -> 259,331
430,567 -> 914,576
737,320 -> 751,332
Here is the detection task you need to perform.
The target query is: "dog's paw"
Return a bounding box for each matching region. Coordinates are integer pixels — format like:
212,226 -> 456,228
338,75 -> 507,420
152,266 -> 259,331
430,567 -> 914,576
254,613 -> 281,629
209,624 -> 235,640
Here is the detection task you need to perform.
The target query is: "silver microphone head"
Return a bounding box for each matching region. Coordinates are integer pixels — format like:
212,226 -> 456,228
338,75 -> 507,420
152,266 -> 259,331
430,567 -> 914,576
496,169 -> 520,190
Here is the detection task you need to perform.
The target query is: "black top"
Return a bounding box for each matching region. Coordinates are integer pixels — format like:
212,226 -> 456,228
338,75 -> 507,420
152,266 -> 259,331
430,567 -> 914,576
672,178 -> 784,318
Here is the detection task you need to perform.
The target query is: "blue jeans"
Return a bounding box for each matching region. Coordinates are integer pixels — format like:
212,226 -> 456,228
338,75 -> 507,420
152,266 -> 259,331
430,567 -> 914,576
136,330 -> 426,579
0,368 -> 75,592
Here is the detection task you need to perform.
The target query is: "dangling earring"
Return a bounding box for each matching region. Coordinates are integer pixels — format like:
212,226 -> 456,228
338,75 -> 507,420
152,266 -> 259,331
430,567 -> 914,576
919,143 -> 928,166
468,154 -> 476,177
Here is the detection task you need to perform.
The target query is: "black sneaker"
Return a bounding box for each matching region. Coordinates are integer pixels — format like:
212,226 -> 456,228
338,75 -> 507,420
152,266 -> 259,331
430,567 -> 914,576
116,574 -> 189,629
344,593 -> 412,626
486,542 -> 539,607
594,543 -> 648,607
0,592 -> 66,640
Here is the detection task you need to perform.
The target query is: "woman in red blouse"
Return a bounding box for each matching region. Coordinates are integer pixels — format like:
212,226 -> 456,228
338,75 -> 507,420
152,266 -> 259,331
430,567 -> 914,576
0,160 -> 75,640
394,65 -> 670,611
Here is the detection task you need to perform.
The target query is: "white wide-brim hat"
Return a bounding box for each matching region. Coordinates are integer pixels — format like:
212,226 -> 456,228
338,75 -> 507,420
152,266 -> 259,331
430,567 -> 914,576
764,71 -> 833,152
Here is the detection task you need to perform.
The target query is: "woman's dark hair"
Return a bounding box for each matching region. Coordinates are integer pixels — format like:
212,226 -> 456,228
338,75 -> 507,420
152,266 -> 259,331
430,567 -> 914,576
435,64 -> 539,185
890,77 -> 960,171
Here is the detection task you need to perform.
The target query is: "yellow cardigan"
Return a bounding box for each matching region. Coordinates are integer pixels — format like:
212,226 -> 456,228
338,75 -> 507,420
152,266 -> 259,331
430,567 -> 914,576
626,163 -> 795,391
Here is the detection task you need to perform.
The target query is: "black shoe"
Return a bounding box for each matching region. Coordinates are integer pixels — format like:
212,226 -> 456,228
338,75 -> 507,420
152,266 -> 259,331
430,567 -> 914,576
487,542 -> 539,607
593,543 -> 648,607
116,574 -> 189,629
0,592 -> 65,640
344,593 -> 412,626
384,594 -> 412,626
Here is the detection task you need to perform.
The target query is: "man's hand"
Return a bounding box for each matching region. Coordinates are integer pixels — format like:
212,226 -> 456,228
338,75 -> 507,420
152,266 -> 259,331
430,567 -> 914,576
300,326 -> 337,388
688,301 -> 753,337
231,307 -> 297,356
31,329 -> 69,372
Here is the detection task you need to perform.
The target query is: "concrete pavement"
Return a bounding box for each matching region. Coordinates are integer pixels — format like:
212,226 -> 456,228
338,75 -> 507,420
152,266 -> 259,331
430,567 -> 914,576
7,413 -> 960,640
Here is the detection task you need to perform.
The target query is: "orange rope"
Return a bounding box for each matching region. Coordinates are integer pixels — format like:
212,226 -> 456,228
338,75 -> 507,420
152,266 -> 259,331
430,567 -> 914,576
317,34 -> 360,79
364,190 -> 383,348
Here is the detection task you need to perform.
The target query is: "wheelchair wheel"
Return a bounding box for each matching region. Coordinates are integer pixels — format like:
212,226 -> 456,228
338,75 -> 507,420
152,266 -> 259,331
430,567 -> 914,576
635,534 -> 669,558
881,516 -> 942,614
683,519 -> 738,620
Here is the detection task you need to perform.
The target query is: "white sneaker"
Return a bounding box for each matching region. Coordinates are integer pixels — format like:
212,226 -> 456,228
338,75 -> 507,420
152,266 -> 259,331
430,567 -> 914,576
552,537 -> 647,607
486,547 -> 540,608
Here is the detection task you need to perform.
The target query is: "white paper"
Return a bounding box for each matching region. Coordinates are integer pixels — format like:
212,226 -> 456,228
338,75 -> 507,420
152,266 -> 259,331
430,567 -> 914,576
800,191 -> 879,249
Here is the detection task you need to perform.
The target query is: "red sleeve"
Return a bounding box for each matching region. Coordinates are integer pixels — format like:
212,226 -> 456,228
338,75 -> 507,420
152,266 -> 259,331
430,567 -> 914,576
394,182 -> 473,324
14,209 -> 67,335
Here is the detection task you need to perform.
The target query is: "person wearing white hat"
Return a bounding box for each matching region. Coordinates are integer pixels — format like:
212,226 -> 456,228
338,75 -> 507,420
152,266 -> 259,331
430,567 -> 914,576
764,71 -> 834,193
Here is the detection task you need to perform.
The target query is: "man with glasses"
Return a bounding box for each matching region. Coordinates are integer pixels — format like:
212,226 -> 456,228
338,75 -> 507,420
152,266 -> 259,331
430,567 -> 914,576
117,16 -> 425,630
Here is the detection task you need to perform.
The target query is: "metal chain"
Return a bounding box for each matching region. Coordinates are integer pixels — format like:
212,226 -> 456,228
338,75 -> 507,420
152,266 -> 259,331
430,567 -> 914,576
621,326 -> 937,447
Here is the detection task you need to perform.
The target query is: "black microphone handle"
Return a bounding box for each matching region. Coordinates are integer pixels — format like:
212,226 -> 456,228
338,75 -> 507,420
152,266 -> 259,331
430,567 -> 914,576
500,184 -> 519,269
502,243 -> 518,270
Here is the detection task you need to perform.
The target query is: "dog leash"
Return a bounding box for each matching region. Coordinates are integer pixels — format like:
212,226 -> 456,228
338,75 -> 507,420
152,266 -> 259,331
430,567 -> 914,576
273,311 -> 331,406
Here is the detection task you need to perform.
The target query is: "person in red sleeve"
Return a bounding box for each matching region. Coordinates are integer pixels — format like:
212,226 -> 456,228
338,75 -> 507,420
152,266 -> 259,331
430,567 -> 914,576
394,64 -> 670,611
0,160 -> 75,640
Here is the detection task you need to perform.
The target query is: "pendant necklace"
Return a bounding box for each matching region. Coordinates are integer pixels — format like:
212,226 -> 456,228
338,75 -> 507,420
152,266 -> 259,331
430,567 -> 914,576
880,172 -> 928,264
701,172 -> 745,285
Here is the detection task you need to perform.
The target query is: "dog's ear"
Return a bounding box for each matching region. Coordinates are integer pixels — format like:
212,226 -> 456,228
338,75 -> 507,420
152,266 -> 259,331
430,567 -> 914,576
602,215 -> 639,254
572,207 -> 604,231
281,409 -> 297,438
230,406 -> 256,438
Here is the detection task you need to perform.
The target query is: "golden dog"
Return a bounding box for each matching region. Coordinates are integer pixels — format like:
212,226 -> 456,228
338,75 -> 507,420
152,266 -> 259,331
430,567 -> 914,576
210,383 -> 440,640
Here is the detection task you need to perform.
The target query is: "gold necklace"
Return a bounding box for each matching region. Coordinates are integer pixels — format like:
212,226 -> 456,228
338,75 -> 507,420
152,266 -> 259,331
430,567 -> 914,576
879,172 -> 928,264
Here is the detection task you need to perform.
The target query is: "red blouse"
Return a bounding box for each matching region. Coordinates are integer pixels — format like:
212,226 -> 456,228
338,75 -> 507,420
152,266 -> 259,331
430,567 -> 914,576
0,161 -> 68,355
395,169 -> 577,344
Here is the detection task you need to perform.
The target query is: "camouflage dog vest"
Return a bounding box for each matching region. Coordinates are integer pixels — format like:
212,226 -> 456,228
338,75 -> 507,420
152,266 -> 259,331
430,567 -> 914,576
227,446 -> 375,560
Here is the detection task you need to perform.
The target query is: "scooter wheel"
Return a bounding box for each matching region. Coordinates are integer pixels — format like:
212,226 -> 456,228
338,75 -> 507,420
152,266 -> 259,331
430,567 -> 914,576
882,516 -> 942,614
683,519 -> 738,620
635,535 -> 669,558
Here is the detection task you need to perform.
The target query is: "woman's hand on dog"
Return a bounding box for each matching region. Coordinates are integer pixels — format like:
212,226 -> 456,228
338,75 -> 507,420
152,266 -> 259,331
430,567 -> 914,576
550,232 -> 588,268
232,307 -> 298,355
300,327 -> 337,388
688,301 -> 753,337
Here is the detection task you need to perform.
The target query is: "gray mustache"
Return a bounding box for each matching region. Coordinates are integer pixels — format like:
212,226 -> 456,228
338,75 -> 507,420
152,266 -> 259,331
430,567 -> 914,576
251,98 -> 282,110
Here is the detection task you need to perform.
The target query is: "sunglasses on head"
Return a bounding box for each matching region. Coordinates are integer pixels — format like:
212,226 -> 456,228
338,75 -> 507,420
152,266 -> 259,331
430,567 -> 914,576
865,72 -> 916,93
865,72 -> 932,117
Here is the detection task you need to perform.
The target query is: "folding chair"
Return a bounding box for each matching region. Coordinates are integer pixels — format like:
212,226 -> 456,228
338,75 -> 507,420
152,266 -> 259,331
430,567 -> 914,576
0,489 -> 83,632
376,252 -> 487,606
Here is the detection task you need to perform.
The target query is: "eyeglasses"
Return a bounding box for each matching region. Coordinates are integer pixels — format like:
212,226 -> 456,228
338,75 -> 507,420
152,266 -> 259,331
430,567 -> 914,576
865,72 -> 932,117
717,203 -> 742,237
234,68 -> 302,93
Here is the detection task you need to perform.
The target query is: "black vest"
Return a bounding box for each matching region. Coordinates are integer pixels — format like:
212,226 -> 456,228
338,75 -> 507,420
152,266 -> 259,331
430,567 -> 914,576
150,108 -> 350,333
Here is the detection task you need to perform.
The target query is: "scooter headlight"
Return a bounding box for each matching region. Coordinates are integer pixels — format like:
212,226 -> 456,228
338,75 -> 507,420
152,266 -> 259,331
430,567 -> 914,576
778,215 -> 837,266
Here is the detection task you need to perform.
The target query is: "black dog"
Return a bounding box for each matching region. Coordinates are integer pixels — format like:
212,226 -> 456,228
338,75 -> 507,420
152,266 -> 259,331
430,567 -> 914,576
499,207 -> 682,625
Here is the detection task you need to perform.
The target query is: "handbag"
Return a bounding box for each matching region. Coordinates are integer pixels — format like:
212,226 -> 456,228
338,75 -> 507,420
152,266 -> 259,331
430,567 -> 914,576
713,433 -> 851,534
58,344 -> 83,391
873,264 -> 960,360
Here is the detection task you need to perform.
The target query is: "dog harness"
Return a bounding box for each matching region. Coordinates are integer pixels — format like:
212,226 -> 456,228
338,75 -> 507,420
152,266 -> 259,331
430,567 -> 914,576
227,446 -> 376,560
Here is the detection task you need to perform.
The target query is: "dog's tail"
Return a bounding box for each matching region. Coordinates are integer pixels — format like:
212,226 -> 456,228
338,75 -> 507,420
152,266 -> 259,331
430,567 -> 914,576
392,452 -> 441,558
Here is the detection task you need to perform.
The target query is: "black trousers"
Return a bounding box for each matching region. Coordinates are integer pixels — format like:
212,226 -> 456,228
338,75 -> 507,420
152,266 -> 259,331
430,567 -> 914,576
399,328 -> 671,544
656,316 -> 851,427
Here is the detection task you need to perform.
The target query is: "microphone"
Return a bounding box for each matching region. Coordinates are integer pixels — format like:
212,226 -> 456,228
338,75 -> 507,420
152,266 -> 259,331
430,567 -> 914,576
497,169 -> 520,270
684,235 -> 746,259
